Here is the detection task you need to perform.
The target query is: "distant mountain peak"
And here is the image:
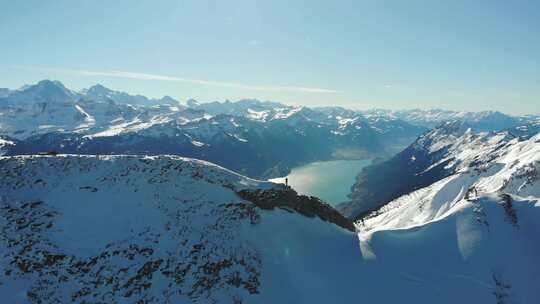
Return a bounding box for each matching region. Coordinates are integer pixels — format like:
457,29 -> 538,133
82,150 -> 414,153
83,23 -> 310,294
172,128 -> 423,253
31,79 -> 70,92
86,83 -> 112,94
434,119 -> 471,134
159,95 -> 179,104
186,98 -> 200,107
14,79 -> 75,102
36,79 -> 66,87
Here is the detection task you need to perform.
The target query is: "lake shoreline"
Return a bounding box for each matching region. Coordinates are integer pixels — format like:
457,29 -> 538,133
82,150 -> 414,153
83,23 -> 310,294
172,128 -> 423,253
268,159 -> 373,207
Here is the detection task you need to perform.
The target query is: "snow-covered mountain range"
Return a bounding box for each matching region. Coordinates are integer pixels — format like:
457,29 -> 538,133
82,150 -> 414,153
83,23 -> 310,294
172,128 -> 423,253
339,119 -> 540,218
351,124 -> 540,304
3,80 -> 537,141
2,80 -> 538,179
361,108 -> 538,130
1,80 -> 539,302
1,151 -> 539,303
0,155 -> 358,303
0,80 -> 187,140
0,80 -> 427,178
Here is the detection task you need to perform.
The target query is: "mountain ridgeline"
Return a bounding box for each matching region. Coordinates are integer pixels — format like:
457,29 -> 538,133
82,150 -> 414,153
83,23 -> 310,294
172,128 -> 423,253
1,80 -> 540,303
1,133 -> 539,303
338,119 -> 540,220
0,155 -> 362,303
0,80 -> 428,179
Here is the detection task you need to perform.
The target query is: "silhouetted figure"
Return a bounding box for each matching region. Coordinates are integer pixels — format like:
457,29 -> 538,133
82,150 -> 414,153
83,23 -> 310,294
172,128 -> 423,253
285,178 -> 288,188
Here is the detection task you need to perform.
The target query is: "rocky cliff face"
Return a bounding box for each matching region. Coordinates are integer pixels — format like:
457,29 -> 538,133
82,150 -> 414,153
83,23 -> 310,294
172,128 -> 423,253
237,188 -> 355,231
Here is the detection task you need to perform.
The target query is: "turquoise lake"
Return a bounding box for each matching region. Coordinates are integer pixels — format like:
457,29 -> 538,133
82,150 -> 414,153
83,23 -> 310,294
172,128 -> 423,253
269,159 -> 372,207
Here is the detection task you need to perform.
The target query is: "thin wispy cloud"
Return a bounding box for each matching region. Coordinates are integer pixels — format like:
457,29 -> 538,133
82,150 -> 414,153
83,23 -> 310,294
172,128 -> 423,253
18,66 -> 341,94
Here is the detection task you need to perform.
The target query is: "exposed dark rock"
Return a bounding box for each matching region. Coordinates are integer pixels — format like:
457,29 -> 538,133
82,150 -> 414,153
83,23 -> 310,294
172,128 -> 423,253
237,188 -> 355,232
79,186 -> 98,192
498,193 -> 519,228
1,197 -> 263,302
492,272 -> 513,304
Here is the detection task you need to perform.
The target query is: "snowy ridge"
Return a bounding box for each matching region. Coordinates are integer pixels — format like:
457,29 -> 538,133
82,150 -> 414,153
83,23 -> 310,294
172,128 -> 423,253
354,131 -> 540,303
1,146 -> 540,302
0,80 -> 425,165
357,128 -> 540,234
361,108 -> 536,130
338,121 -> 523,219
0,81 -> 191,140
0,155 -> 364,303
1,81 -> 429,179
410,120 -> 539,177
0,137 -> 15,155
1,81 -> 536,142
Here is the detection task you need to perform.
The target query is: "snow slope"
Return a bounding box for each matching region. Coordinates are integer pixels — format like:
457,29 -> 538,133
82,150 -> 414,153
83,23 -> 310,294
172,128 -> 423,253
340,120 -> 539,219
0,155 -> 363,303
355,132 -> 540,303
1,153 -> 539,303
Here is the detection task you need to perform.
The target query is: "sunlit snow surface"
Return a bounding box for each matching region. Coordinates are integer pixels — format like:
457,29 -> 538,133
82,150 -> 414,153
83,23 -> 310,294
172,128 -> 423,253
0,132 -> 539,303
356,132 -> 540,303
0,155 -> 363,303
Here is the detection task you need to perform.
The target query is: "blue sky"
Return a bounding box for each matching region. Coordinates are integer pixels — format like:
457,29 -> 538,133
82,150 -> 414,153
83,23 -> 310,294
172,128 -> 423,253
1,0 -> 539,114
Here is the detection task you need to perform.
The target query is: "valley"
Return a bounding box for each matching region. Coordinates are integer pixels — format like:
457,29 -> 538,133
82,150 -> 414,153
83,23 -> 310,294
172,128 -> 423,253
269,159 -> 372,206
0,80 -> 539,303
2,1 -> 539,302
